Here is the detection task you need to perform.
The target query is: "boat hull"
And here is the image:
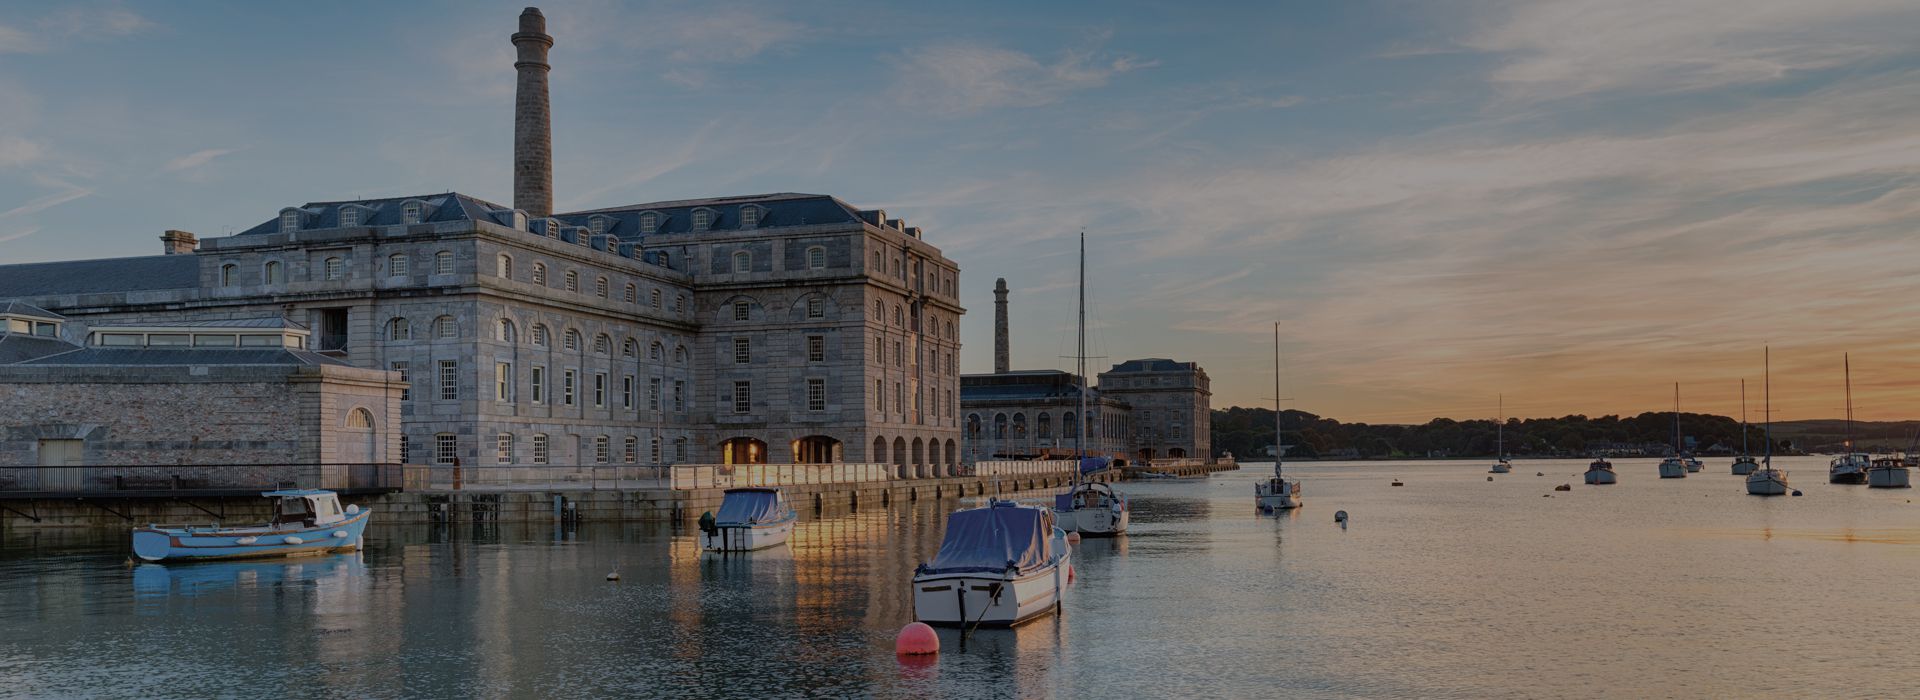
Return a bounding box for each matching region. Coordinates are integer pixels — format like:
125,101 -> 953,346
1061,505 -> 1129,536
132,509 -> 371,562
913,534 -> 1070,628
1658,462 -> 1687,479
1683,460 -> 1703,473
1829,470 -> 1867,485
1584,469 -> 1617,485
1489,463 -> 1511,474
1746,472 -> 1789,496
1868,467 -> 1912,489
702,517 -> 795,552
1731,460 -> 1758,476
1256,478 -> 1302,511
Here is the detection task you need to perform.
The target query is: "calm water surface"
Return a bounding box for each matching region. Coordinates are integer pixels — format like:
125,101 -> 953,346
5,459 -> 1920,698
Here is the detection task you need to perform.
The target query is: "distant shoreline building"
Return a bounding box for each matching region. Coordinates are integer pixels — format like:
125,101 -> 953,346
0,8 -> 965,479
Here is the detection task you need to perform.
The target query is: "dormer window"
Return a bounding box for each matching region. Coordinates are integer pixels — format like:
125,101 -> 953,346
545,219 -> 561,238
220,263 -> 237,286
402,201 -> 425,224
280,209 -> 302,233
692,209 -> 713,232
589,216 -> 610,236
639,212 -> 659,234
339,206 -> 362,227
740,206 -> 760,228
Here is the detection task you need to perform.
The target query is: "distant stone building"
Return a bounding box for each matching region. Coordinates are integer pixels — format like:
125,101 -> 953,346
1099,358 -> 1212,460
0,7 -> 964,479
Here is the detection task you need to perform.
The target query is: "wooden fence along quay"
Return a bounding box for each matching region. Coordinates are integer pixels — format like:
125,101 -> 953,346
0,459 -> 1232,528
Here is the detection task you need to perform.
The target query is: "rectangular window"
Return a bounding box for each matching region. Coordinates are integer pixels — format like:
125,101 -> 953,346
733,337 -> 750,364
434,434 -> 457,465
807,297 -> 823,318
807,336 -> 824,362
399,435 -> 410,463
875,379 -> 884,412
391,361 -> 410,401
438,360 -> 458,400
649,378 -> 662,411
531,366 -> 545,404
673,380 -> 685,412
650,437 -> 663,464
594,373 -> 607,407
895,382 -> 903,418
894,341 -> 903,367
1172,425 -> 1184,440
435,252 -> 454,275
733,301 -> 750,321
675,438 -> 688,462
563,370 -> 576,406
532,435 -> 549,464
808,379 -> 826,411
495,362 -> 513,402
390,255 -> 409,277
622,375 -> 634,409
624,437 -> 638,463
497,434 -> 515,464
595,436 -> 609,464
874,337 -> 883,363
733,381 -> 752,414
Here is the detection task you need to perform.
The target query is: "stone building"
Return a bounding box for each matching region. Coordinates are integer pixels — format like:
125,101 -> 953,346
1098,359 -> 1212,460
0,7 -> 964,479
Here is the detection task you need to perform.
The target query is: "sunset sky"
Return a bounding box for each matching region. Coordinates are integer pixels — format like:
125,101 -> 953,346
4,1 -> 1919,423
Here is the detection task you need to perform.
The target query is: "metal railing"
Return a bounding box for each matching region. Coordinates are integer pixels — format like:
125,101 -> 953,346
398,463 -> 898,492
971,460 -> 1079,477
667,463 -> 891,490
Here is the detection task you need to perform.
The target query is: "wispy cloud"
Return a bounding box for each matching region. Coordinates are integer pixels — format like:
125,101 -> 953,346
0,227 -> 38,243
161,148 -> 236,173
1,180 -> 92,219
890,38 -> 1156,115
0,5 -> 153,53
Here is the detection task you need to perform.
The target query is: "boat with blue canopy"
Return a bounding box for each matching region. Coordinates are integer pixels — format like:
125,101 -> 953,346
131,489 -> 370,562
698,487 -> 797,552
912,500 -> 1072,627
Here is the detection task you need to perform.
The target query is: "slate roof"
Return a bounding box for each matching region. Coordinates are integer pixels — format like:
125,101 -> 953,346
961,370 -> 1095,402
235,192 -> 515,236
0,334 -> 81,364
105,317 -> 310,330
557,193 -> 866,239
16,347 -> 352,367
0,301 -> 64,320
1105,358 -> 1194,373
0,255 -> 199,298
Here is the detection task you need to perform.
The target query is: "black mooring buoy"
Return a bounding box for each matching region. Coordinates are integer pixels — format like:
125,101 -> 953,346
1334,510 -> 1348,522
1791,490 -> 1803,497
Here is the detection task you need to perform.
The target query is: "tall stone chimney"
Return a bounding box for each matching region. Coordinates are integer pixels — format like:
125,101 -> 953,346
994,278 -> 1010,374
159,230 -> 198,255
512,7 -> 554,217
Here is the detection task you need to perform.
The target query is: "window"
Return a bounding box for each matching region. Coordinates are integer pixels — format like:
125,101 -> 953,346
563,369 -> 576,406
589,217 -> 608,236
624,436 -> 638,463
674,295 -> 685,313
402,201 -> 424,224
650,288 -> 661,308
434,434 -> 457,465
649,341 -> 663,360
649,378 -> 662,410
733,301 -> 750,321
673,380 -> 685,411
733,337 -> 751,364
593,373 -> 606,407
893,306 -> 903,326
807,297 -> 824,319
433,316 -> 457,339
875,379 -> 884,412
532,434 -> 549,464
533,263 -> 547,285
651,437 -> 663,464
495,362 -> 513,402
873,251 -> 883,272
675,346 -> 688,363
732,250 -> 750,273
624,283 -> 637,303
496,319 -> 515,342
220,264 -> 236,286
893,340 -> 903,367
563,330 -> 580,351
340,207 -> 362,227
399,435 -> 410,463
807,336 -> 824,362
808,379 -> 826,411
439,360 -> 459,400
531,366 -> 546,404
806,246 -> 825,270
622,338 -> 636,357
622,375 -> 634,409
896,382 -> 904,417
595,276 -> 608,298
497,434 -> 515,464
264,261 -> 283,284
324,257 -> 344,280
434,251 -> 454,275
391,361 -> 410,401
533,325 -> 549,347
741,206 -> 759,228
388,254 -> 409,277
693,209 -> 712,231
346,407 -> 373,428
281,209 -> 302,233
639,212 -> 658,233
593,334 -> 610,354
497,254 -> 513,278
1172,425 -> 1183,440
873,338 -> 883,363
565,271 -> 578,293
873,300 -> 884,320
733,381 -> 752,414
595,436 -> 610,464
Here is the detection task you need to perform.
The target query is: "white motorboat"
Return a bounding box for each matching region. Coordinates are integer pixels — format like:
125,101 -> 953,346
1867,457 -> 1911,489
1747,347 -> 1791,497
1256,322 -> 1302,511
1057,477 -> 1129,536
912,500 -> 1071,627
1658,457 -> 1689,479
1584,458 -> 1617,485
1731,456 -> 1759,475
698,488 -> 797,552
1830,355 -> 1869,485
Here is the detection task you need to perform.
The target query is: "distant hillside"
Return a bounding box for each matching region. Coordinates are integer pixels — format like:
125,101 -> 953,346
1208,407 -> 1915,459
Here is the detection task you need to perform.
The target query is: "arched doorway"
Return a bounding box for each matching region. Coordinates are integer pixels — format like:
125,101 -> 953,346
793,435 -> 842,463
911,438 -> 925,479
1169,447 -> 1187,458
721,437 -> 768,465
893,437 -> 908,479
872,436 -> 888,464
1138,448 -> 1155,462
944,439 -> 957,476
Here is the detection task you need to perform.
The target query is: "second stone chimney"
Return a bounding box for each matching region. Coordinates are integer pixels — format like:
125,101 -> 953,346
160,230 -> 198,255
994,278 -> 1010,374
512,7 -> 554,218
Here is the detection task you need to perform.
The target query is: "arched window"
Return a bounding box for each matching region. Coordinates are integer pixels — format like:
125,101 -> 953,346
388,318 -> 411,341
434,251 -> 454,275
345,408 -> 374,428
532,263 -> 547,285
994,413 -> 1008,439
595,276 -> 608,298
1038,413 -> 1052,439
563,330 -> 580,351
872,251 -> 882,271
589,216 -> 609,236
263,261 -> 283,284
732,251 -> 751,273
593,334 -> 610,354
649,288 -> 661,308
1063,412 -> 1077,438
649,341 -> 663,360
496,319 -> 516,342
532,325 -> 549,347
387,253 -> 409,277
564,271 -> 578,293
432,315 -> 457,339
594,435 -> 610,464
658,251 -> 671,267
806,246 -> 826,270
622,338 -> 637,357
966,414 -> 982,439
323,257 -> 344,280
624,283 -> 637,303
497,254 -> 512,278
220,264 -> 236,286
893,305 -> 903,326
1012,413 -> 1027,439
674,346 -> 688,363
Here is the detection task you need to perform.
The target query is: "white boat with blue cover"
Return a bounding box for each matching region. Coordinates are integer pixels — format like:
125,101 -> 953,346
131,489 -> 370,562
912,500 -> 1071,628
699,487 -> 797,552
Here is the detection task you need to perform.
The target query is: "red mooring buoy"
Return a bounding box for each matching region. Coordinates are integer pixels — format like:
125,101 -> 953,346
896,622 -> 939,656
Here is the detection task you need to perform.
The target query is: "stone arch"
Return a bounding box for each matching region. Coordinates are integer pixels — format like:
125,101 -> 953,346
872,436 -> 887,464
911,437 -> 926,479
720,437 -> 767,465
793,435 -> 842,463
945,439 -> 958,476
893,437 -> 908,479
718,294 -> 762,323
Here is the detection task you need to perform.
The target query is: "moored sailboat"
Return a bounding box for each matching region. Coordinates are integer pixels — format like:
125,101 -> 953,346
1748,348 -> 1790,496
1255,322 -> 1301,511
1489,395 -> 1512,474
1829,354 -> 1869,485
1055,233 -> 1130,535
1732,379 -> 1758,475
1659,384 -> 1688,479
912,500 -> 1071,627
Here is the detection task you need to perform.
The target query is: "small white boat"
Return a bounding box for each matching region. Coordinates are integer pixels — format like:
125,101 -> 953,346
1731,456 -> 1758,475
1746,465 -> 1790,496
131,490 -> 370,562
912,500 -> 1071,628
698,488 -> 797,552
1057,477 -> 1129,536
1659,384 -> 1687,478
1489,459 -> 1511,474
1584,458 -> 1617,485
1658,457 -> 1688,479
1683,455 -> 1704,473
1868,457 -> 1911,489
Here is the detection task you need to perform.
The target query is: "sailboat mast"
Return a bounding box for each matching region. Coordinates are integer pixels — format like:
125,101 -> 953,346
1075,231 -> 1086,471
1674,383 -> 1681,454
1764,348 -> 1772,467
1845,353 -> 1854,451
1274,322 -> 1282,477
1497,394 -> 1504,460
1741,379 -> 1748,455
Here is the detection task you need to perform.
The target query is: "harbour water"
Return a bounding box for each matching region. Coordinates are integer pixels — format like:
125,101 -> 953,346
5,458 -> 1920,698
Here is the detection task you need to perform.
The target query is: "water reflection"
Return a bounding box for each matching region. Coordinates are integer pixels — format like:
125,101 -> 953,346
131,555 -> 367,600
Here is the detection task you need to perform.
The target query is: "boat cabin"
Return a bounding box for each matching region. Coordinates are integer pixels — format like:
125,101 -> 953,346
714,488 -> 792,526
265,489 -> 351,528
